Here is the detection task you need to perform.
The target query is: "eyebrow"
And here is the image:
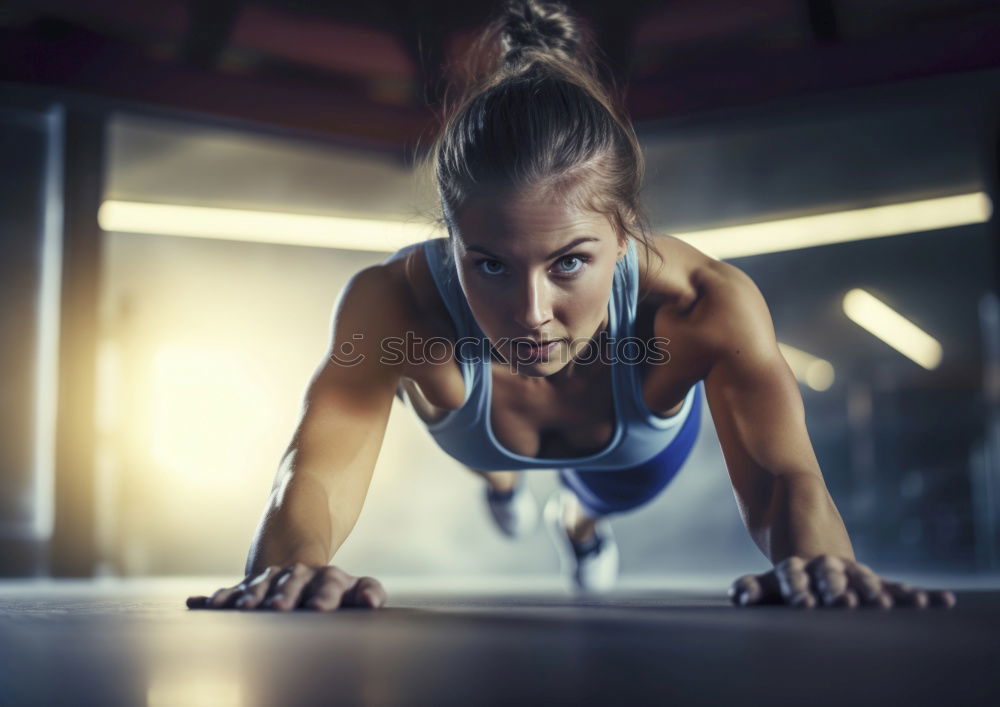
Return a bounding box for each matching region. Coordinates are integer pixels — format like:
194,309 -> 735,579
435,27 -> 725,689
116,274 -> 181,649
465,237 -> 600,260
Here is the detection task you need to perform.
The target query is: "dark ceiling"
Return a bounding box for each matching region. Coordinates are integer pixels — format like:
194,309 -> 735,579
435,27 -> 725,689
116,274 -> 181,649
2,0 -> 999,156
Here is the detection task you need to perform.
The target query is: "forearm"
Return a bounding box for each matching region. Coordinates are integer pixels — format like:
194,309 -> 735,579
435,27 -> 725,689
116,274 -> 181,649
245,470 -> 336,576
750,471 -> 855,564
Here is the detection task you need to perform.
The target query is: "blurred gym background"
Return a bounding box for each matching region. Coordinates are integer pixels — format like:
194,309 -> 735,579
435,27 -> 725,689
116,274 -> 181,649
1,0 -> 999,587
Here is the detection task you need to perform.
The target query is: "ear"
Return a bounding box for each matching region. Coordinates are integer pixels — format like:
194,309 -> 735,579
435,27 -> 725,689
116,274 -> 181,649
616,234 -> 628,261
613,211 -> 633,261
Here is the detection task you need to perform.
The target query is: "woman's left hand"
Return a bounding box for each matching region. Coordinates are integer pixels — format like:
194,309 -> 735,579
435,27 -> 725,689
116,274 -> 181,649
729,555 -> 957,609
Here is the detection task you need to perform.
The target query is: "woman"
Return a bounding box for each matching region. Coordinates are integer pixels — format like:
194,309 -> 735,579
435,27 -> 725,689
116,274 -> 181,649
188,0 -> 954,612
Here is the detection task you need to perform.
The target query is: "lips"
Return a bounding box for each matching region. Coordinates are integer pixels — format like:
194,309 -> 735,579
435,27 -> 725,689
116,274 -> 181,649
511,338 -> 560,360
513,338 -> 559,347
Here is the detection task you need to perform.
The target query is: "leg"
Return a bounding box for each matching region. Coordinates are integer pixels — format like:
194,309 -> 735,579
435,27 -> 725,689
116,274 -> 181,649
468,466 -> 538,538
557,492 -> 599,545
465,467 -> 521,494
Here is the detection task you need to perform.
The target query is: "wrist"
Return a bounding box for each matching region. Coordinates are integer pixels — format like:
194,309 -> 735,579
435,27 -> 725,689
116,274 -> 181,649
759,472 -> 854,564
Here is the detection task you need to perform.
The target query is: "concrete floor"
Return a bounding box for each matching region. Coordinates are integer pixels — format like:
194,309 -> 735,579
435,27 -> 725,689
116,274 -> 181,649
0,578 -> 997,706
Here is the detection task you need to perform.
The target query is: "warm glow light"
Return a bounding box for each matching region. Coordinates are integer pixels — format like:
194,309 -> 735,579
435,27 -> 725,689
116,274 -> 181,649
99,200 -> 436,252
150,346 -> 272,475
842,288 -> 943,369
672,192 -> 992,259
101,192 -> 992,258
777,342 -> 835,391
147,674 -> 243,707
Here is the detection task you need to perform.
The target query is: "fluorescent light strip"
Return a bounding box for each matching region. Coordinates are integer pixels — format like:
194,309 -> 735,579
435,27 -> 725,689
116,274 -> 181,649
101,191 -> 991,258
98,200 -> 437,252
32,106 -> 64,541
842,288 -> 942,370
777,342 -> 835,391
672,192 -> 992,259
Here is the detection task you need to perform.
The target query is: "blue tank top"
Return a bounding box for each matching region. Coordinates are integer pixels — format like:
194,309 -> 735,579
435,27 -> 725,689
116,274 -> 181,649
383,237 -> 700,472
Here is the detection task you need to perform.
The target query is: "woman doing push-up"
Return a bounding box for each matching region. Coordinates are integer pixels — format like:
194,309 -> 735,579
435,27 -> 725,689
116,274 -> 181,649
188,0 -> 955,612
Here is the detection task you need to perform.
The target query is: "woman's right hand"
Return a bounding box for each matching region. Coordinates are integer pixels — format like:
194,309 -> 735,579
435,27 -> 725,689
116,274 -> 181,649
185,563 -> 387,612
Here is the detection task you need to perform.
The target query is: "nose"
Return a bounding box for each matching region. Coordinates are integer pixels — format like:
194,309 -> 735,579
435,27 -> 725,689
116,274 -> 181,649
512,271 -> 553,332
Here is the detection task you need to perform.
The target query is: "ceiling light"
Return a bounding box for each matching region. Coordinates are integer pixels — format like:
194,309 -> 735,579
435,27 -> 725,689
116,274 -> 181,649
98,200 -> 435,252
777,342 -> 835,391
671,192 -> 991,259
100,191 -> 992,261
842,288 -> 942,369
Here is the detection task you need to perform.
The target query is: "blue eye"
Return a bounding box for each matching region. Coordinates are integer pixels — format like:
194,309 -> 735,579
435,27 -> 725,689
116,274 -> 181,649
475,259 -> 507,276
473,254 -> 590,279
555,255 -> 584,274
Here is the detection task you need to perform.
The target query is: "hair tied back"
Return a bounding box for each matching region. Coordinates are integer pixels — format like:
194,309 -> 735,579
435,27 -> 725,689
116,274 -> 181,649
500,0 -> 581,68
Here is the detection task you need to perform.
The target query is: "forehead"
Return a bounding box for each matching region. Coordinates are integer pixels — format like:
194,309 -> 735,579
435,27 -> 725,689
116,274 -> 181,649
452,192 -> 613,250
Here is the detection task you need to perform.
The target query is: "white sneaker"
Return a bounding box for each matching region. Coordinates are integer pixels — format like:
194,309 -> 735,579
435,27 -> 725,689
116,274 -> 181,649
484,476 -> 539,538
543,490 -> 619,594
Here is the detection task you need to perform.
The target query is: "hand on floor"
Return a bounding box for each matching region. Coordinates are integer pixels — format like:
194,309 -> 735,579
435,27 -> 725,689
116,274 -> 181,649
729,555 -> 956,609
186,563 -> 387,612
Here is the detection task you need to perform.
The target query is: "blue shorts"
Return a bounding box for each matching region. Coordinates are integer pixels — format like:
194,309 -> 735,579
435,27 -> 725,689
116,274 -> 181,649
557,382 -> 704,518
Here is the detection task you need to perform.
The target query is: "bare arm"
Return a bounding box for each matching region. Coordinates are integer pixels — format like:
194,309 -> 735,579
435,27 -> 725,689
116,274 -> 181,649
696,262 -> 852,563
692,262 -> 952,608
244,263 -> 407,576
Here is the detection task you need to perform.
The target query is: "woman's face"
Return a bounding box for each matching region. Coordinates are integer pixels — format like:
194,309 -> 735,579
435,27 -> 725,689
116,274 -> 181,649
449,190 -> 626,378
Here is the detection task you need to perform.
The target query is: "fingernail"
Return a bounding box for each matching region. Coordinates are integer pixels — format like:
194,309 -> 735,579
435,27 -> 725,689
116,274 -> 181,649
235,596 -> 249,608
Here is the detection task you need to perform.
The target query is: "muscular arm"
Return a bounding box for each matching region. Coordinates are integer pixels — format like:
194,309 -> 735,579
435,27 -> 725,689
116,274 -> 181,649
693,262 -> 854,564
245,264 -> 408,576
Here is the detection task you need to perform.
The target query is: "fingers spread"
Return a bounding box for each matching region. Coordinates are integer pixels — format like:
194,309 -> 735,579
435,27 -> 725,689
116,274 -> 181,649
302,567 -> 354,612
806,555 -> 849,607
843,561 -> 891,608
883,581 -> 929,609
927,590 -> 957,608
207,580 -> 249,609
775,557 -> 816,608
343,576 -> 387,609
729,574 -> 762,606
235,566 -> 283,610
263,563 -> 313,611
191,565 -> 389,613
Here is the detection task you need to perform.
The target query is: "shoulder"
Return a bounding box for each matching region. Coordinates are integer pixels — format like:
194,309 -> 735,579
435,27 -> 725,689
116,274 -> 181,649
330,241 -> 455,351
640,236 -> 780,372
333,261 -> 410,333
691,260 -> 775,357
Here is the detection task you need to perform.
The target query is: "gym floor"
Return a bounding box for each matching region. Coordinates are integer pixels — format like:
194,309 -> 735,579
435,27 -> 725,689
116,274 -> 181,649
0,578 -> 997,706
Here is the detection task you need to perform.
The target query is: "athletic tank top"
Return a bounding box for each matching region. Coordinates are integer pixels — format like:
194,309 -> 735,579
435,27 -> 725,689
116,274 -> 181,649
382,237 -> 700,472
